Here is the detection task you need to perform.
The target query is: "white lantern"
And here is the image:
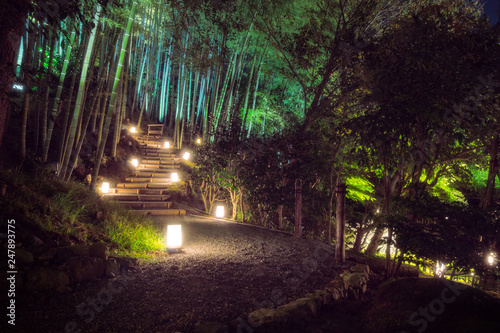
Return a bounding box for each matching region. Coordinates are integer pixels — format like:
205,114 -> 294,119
166,225 -> 182,249
488,253 -> 495,265
101,182 -> 110,194
182,152 -> 190,160
164,141 -> 170,148
129,127 -> 136,134
215,205 -> 225,218
171,172 -> 179,182
131,158 -> 139,167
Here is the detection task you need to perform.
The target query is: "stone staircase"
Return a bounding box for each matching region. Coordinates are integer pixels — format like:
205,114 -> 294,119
103,133 -> 186,216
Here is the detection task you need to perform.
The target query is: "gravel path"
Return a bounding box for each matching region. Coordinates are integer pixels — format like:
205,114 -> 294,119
17,216 -> 341,333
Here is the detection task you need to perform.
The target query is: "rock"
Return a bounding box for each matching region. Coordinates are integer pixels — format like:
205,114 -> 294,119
105,258 -> 120,278
248,308 -> 286,326
66,256 -> 105,283
342,272 -> 367,290
314,289 -> 332,306
25,268 -> 70,292
194,322 -> 229,333
347,288 -> 360,300
326,286 -> 345,301
329,277 -> 346,291
350,263 -> 370,275
15,247 -> 34,265
89,242 -> 109,260
277,297 -> 317,319
69,245 -> 90,256
52,247 -> 74,265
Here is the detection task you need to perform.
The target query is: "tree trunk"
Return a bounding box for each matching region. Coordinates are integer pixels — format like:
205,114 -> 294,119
365,227 -> 384,255
43,30 -> 76,161
60,6 -> 101,180
91,1 -> 138,189
335,184 -> 347,263
294,179 -> 303,238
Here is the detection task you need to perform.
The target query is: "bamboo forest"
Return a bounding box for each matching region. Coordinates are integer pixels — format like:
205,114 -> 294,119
1,0 -> 500,331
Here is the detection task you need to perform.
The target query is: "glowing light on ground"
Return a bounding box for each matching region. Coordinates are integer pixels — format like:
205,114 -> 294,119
166,225 -> 182,249
171,172 -> 179,182
164,141 -> 170,148
101,182 -> 110,194
182,152 -> 190,160
129,127 -> 136,134
131,159 -> 139,167
215,205 -> 225,218
435,261 -> 446,277
196,138 -> 201,144
488,253 -> 496,265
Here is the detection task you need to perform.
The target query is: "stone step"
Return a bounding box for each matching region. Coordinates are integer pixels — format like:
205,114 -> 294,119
140,143 -> 168,148
142,152 -> 176,158
139,158 -> 180,164
102,194 -> 171,201
142,147 -> 177,154
120,201 -> 173,209
116,182 -> 173,189
132,172 -> 171,178
124,177 -> 174,183
130,209 -> 187,216
136,163 -> 181,172
112,188 -> 170,195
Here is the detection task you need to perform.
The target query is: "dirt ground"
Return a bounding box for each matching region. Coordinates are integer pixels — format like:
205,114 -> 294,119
15,216 -> 342,333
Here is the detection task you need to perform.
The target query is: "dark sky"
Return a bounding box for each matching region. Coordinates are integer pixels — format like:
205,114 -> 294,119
482,0 -> 500,25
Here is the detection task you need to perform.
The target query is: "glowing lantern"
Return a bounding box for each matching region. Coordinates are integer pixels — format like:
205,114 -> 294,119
488,253 -> 495,266
164,141 -> 170,148
196,138 -> 202,144
171,172 -> 179,183
182,152 -> 190,160
215,205 -> 225,218
166,225 -> 182,249
131,158 -> 139,167
435,261 -> 446,277
129,127 -> 136,134
101,182 -> 110,194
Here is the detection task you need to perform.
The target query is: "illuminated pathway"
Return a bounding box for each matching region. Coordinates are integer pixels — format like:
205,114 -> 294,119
103,132 -> 186,216
18,216 -> 338,333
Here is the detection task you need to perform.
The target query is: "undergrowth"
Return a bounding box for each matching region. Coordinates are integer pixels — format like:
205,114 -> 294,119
0,167 -> 164,254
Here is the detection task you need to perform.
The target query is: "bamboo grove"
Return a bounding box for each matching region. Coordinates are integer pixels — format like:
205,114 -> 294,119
6,0 -> 307,184
2,0 -> 500,276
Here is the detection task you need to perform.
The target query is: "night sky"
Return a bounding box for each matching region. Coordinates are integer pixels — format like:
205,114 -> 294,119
483,0 -> 500,25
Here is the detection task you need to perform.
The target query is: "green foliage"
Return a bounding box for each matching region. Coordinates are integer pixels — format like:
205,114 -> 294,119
0,168 -> 163,253
346,176 -> 375,202
103,208 -> 164,252
391,193 -> 495,272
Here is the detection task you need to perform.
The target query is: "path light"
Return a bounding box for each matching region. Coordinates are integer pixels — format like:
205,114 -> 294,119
215,205 -> 225,218
487,252 -> 496,266
182,151 -> 190,160
164,141 -> 170,148
435,261 -> 446,278
130,158 -> 139,167
12,83 -> 24,91
129,126 -> 136,134
101,182 -> 110,194
171,172 -> 179,183
166,225 -> 182,249
196,138 -> 201,144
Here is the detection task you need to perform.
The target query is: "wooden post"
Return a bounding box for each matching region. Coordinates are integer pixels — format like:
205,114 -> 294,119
335,184 -> 347,263
294,179 -> 302,238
